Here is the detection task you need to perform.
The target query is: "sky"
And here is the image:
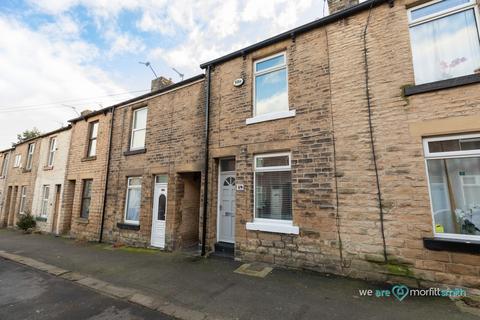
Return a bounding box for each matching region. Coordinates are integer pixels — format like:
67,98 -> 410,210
0,0 -> 328,150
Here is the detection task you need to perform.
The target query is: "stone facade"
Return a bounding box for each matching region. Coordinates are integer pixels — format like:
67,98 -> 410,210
202,0 -> 480,291
0,148 -> 13,224
31,128 -> 71,233
102,77 -> 205,249
61,111 -> 112,240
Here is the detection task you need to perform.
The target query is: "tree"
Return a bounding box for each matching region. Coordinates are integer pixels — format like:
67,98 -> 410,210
16,127 -> 41,144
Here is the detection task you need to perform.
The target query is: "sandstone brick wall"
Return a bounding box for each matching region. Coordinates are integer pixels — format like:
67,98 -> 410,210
31,128 -> 71,233
206,0 -> 480,291
0,149 -> 13,225
62,112 -> 111,240
102,79 -> 205,248
1,138 -> 42,227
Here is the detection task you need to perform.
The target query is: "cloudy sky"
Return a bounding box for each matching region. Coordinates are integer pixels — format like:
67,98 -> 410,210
0,0 -> 327,149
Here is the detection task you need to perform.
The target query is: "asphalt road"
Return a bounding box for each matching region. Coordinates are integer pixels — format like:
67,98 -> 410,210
0,258 -> 172,320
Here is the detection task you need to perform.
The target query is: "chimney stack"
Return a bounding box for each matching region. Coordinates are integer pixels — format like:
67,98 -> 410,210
80,109 -> 92,117
327,0 -> 359,14
151,76 -> 174,92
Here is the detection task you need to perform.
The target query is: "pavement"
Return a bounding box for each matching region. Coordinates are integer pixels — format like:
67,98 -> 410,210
0,258 -> 171,320
0,228 -> 478,320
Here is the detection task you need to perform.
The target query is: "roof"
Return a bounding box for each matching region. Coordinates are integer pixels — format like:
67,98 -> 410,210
12,125 -> 72,148
68,74 -> 205,123
200,0 -> 392,69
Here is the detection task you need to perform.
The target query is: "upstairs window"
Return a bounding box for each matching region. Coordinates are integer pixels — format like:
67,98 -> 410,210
47,137 -> 57,167
26,143 -> 35,170
424,133 -> 480,240
253,53 -> 288,117
1,153 -> 9,176
254,153 -> 292,222
130,107 -> 148,150
87,121 -> 99,157
13,154 -> 21,168
408,0 -> 480,84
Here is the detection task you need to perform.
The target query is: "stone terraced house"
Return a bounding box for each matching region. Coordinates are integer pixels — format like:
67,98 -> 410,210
2,0 -> 480,292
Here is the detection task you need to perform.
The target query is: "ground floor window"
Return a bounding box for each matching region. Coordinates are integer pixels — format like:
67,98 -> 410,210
40,185 -> 50,217
254,153 -> 292,221
125,177 -> 142,224
424,134 -> 480,240
80,179 -> 92,219
19,186 -> 26,214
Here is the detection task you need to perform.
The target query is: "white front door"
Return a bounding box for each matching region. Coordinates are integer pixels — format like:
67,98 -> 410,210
151,180 -> 167,248
218,173 -> 236,243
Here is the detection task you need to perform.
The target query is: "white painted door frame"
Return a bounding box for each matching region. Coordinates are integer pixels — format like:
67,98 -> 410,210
151,180 -> 167,248
217,170 -> 236,243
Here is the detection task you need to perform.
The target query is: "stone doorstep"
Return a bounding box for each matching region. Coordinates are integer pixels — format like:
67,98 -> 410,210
0,250 -> 217,320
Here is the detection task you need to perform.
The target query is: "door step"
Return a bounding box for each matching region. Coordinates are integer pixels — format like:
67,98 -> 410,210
213,241 -> 234,258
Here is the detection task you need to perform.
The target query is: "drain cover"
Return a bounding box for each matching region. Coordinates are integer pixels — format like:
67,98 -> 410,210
234,263 -> 273,278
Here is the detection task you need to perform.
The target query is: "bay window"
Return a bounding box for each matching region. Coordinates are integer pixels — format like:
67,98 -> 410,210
408,0 -> 480,84
424,133 -> 480,240
125,177 -> 142,224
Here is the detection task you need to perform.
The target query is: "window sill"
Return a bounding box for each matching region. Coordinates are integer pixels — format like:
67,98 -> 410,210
22,169 -> 32,173
43,166 -> 53,171
123,148 -> 147,156
75,217 -> 89,224
81,156 -> 97,162
246,221 -> 299,234
423,237 -> 480,254
404,73 -> 480,96
246,110 -> 296,125
117,222 -> 140,231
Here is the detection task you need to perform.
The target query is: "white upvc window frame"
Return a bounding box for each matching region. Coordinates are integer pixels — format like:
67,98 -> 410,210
407,0 -> 478,25
130,107 -> 148,151
47,137 -> 57,167
13,154 -> 21,168
247,52 -> 295,125
26,143 -> 35,170
40,185 -> 50,218
124,176 -> 142,225
19,186 -> 26,214
423,133 -> 480,241
246,152 -> 299,234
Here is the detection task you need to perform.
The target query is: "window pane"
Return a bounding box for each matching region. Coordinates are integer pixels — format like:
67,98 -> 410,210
155,175 -> 168,184
83,180 -> 92,198
411,0 -> 470,21
88,139 -> 97,157
255,171 -> 292,220
255,68 -> 288,116
126,188 -> 141,221
81,198 -> 90,218
256,55 -> 285,72
134,108 -> 147,130
158,194 -> 166,220
220,159 -> 235,172
91,122 -> 99,138
129,177 -> 142,186
256,155 -> 289,168
427,157 -> 480,236
429,138 -> 480,153
410,9 -> 480,84
131,129 -> 146,149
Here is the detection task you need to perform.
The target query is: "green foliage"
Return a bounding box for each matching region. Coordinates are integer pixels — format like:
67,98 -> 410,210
16,212 -> 36,231
15,127 -> 41,144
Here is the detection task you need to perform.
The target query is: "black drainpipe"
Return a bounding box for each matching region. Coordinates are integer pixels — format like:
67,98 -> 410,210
201,65 -> 212,256
99,106 -> 115,243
